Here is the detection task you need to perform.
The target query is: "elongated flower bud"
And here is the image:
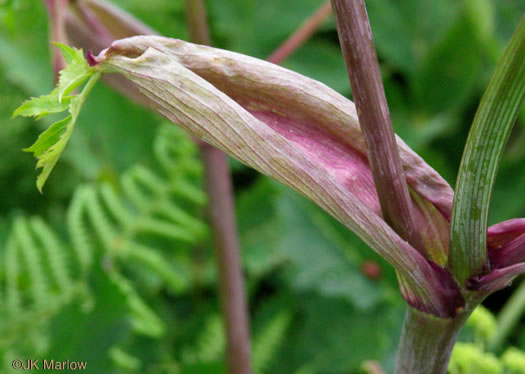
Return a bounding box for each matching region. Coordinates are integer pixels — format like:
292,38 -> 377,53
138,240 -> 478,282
63,0 -> 456,267
89,36 -> 463,317
34,0 -> 525,318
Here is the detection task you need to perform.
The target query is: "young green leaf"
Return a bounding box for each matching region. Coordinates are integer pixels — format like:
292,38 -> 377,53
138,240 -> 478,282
11,89 -> 71,120
24,116 -> 71,158
13,43 -> 100,192
54,43 -> 93,102
22,74 -> 100,193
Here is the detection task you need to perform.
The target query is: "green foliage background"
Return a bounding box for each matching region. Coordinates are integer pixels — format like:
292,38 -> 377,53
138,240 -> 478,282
0,0 -> 524,373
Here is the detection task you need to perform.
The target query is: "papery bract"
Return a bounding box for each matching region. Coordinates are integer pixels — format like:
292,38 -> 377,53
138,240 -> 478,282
64,1 -> 457,267
46,1 -> 525,316
90,36 -> 464,316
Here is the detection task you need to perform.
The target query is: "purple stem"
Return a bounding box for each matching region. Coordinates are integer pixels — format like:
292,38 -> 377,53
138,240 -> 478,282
75,1 -> 114,46
200,145 -> 253,374
184,1 -> 253,374
267,1 -> 332,65
329,2 -> 471,372
44,0 -> 70,81
329,0 -> 425,256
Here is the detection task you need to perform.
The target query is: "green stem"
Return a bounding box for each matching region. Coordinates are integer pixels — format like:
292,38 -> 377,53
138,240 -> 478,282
488,279 -> 525,351
395,307 -> 471,374
76,72 -> 101,109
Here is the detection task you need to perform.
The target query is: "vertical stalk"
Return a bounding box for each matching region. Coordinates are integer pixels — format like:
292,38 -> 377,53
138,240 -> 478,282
395,308 -> 471,374
200,145 -> 252,374
329,1 -> 466,372
44,0 -> 69,81
267,1 -> 332,64
184,2 -> 252,374
329,0 -> 424,255
185,0 -> 211,46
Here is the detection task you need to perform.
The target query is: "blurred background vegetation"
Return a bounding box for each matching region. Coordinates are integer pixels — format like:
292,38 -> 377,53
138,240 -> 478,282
0,0 -> 524,373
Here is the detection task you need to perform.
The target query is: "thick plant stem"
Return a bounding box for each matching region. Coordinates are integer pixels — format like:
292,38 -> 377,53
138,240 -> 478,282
185,2 -> 253,374
395,307 -> 470,374
330,0 -> 424,255
267,1 -> 332,64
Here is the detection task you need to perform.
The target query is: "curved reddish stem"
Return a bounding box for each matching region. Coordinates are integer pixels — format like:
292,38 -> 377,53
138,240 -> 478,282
267,1 -> 332,65
185,2 -> 253,374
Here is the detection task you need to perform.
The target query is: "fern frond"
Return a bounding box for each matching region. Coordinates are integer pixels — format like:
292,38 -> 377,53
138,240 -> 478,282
69,184 -> 192,293
99,183 -> 133,227
5,232 -> 22,318
108,270 -> 165,337
182,314 -> 225,364
253,310 -> 292,374
0,124 -> 208,362
13,217 -> 50,309
154,123 -> 203,179
82,185 -> 118,248
122,165 -> 206,242
67,186 -> 95,273
154,125 -> 206,206
0,216 -> 86,352
109,346 -> 142,371
30,217 -> 72,294
123,242 -> 189,292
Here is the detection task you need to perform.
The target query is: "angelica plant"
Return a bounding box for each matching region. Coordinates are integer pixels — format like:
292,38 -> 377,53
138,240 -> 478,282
13,0 -> 525,372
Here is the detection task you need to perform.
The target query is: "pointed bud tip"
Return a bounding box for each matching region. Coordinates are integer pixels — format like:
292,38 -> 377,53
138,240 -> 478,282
87,50 -> 98,67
